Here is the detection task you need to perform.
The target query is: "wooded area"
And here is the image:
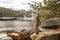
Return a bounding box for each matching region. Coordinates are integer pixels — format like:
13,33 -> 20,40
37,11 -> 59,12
28,0 -> 60,21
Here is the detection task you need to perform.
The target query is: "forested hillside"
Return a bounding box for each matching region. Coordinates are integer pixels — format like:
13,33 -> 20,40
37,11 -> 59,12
0,7 -> 24,17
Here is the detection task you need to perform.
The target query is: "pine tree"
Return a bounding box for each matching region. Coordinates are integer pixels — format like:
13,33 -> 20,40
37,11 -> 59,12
28,0 -> 60,21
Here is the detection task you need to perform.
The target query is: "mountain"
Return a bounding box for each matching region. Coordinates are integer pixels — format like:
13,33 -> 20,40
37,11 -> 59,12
0,7 -> 24,17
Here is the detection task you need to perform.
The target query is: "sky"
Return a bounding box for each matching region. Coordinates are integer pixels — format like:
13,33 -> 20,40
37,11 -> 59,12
0,0 -> 44,10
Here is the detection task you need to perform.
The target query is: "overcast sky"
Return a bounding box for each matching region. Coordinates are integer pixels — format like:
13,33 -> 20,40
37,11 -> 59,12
0,0 -> 44,10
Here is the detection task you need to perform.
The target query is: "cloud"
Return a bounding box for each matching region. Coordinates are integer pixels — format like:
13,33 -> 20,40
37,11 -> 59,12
0,0 -> 43,10
0,0 -> 14,4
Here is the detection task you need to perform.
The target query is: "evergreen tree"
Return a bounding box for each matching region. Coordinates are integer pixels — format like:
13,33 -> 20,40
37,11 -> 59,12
28,0 -> 60,21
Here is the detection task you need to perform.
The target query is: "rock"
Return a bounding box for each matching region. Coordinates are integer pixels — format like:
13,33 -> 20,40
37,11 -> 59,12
40,18 -> 60,29
30,29 -> 60,40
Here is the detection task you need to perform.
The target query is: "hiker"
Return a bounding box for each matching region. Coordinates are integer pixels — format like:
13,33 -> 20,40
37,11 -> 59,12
35,15 -> 41,35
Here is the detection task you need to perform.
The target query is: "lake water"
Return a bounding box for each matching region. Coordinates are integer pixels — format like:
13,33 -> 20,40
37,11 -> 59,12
0,20 -> 35,32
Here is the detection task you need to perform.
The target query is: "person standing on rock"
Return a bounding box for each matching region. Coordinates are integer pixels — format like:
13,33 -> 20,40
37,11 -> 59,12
35,15 -> 41,35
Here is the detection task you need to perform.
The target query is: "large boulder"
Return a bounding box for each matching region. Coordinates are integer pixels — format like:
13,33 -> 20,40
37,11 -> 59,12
39,18 -> 60,32
41,18 -> 60,27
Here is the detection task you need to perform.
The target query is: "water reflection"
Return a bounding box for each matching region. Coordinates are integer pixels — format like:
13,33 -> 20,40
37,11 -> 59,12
0,17 -> 35,32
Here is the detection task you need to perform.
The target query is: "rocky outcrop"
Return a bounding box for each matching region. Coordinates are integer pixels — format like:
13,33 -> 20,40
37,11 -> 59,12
30,29 -> 60,40
39,18 -> 60,32
41,18 -> 60,27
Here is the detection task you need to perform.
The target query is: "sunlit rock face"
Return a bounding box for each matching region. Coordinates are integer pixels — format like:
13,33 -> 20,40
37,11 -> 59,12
30,30 -> 60,40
